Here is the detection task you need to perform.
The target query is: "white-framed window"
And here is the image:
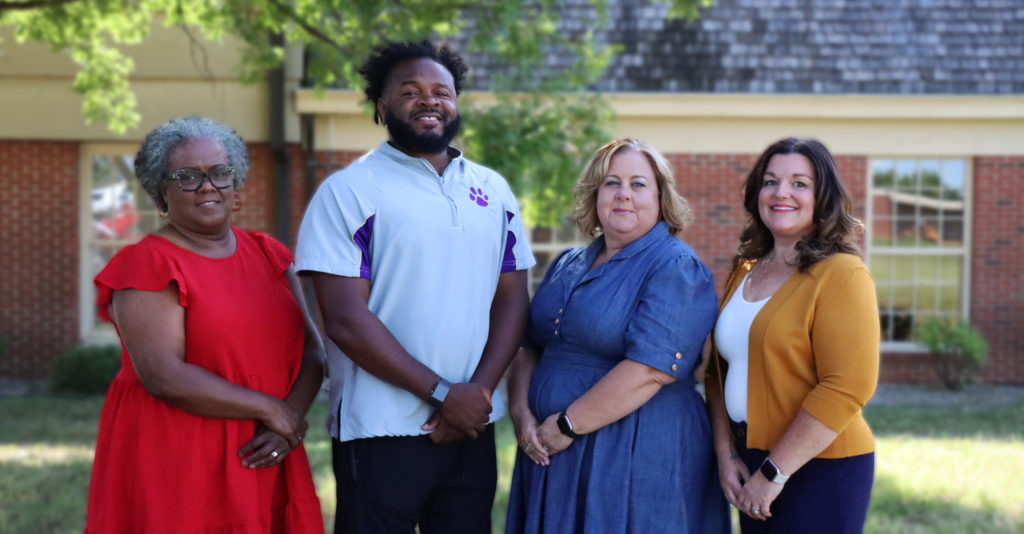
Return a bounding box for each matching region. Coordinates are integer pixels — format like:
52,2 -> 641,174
526,218 -> 589,295
867,157 -> 972,348
78,144 -> 161,342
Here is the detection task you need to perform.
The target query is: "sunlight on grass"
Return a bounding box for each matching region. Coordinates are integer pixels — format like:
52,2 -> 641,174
2,393 -> 1022,534
868,436 -> 1024,532
0,444 -> 94,465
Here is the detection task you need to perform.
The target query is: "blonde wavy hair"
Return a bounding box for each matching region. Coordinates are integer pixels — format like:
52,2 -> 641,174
573,138 -> 693,238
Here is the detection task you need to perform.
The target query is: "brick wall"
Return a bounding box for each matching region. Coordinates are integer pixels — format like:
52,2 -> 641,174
1,141 -> 1020,384
0,141 -> 81,377
880,157 -> 1023,384
970,156 -> 1024,384
0,141 -> 314,378
668,152 -> 869,294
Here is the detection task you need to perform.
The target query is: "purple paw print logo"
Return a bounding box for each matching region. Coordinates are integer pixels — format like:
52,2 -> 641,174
469,187 -> 489,207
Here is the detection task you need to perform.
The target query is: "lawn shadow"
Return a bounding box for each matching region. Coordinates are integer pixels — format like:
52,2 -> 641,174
0,397 -> 103,446
864,400 -> 1024,440
865,385 -> 1024,440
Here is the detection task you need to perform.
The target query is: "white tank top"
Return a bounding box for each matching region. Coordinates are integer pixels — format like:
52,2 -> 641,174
713,272 -> 770,423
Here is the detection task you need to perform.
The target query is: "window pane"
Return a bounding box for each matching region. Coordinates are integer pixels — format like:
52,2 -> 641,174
940,217 -> 964,246
918,217 -> 940,247
895,160 -> 918,192
915,286 -> 940,314
938,285 -> 961,313
871,215 -> 894,247
937,256 -> 962,283
894,217 -> 917,246
86,153 -> 160,337
881,309 -> 914,341
941,160 -> 966,191
869,158 -> 969,343
872,159 -> 895,188
919,159 -> 942,190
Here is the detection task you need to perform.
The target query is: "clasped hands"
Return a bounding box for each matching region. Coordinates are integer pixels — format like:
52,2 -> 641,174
238,397 -> 307,469
512,410 -> 572,467
718,454 -> 782,522
422,381 -> 493,445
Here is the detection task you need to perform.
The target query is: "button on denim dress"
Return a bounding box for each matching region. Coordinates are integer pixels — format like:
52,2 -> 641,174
505,222 -> 730,534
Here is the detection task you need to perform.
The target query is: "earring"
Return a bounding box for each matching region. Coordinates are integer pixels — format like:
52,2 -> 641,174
158,201 -> 169,219
233,195 -> 242,212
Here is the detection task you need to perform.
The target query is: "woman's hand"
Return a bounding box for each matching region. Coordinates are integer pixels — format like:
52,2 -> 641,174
259,397 -> 308,448
536,412 -> 573,458
736,470 -> 783,521
238,424 -> 300,468
511,408 -> 550,466
717,448 -> 750,508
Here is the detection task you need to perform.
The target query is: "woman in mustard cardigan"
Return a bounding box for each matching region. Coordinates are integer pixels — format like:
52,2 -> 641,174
705,137 -> 880,533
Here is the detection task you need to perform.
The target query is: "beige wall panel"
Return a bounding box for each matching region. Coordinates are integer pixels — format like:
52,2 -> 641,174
614,116 -> 1024,157
2,23 -> 302,142
1,23 -> 302,80
0,78 -> 306,143
314,114 -> 386,152
298,90 -> 1024,157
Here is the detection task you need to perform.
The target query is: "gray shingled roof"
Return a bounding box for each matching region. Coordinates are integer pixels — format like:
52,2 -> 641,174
461,0 -> 1024,94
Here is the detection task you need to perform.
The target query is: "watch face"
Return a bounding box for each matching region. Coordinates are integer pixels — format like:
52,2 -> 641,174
760,459 -> 779,481
557,413 -> 571,434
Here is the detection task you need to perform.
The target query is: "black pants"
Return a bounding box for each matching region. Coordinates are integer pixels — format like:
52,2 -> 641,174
332,425 -> 496,534
731,420 -> 874,534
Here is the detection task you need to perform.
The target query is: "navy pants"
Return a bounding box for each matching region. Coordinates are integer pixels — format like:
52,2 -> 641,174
332,425 -> 496,534
732,420 -> 874,534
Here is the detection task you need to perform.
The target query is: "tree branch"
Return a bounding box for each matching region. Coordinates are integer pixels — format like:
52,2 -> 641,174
263,0 -> 343,50
0,0 -> 77,11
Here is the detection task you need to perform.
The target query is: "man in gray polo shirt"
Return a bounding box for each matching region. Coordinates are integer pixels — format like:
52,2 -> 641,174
295,41 -> 535,534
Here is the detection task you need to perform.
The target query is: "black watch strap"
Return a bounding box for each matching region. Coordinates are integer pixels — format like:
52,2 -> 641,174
557,411 -> 582,439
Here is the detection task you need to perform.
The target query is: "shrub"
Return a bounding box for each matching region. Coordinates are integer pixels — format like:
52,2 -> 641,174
50,344 -> 122,395
914,317 -> 989,391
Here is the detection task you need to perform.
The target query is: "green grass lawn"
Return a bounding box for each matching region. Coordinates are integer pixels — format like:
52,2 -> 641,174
1,391 -> 1022,534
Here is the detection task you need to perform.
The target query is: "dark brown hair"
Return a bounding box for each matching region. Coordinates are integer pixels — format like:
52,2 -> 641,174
736,137 -> 863,271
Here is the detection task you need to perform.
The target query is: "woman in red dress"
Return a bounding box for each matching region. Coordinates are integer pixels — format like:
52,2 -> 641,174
84,116 -> 325,533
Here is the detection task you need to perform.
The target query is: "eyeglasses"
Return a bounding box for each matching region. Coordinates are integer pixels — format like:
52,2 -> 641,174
167,166 -> 235,192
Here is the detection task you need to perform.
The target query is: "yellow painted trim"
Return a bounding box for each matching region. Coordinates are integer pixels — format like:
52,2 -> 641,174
295,90 -> 1024,156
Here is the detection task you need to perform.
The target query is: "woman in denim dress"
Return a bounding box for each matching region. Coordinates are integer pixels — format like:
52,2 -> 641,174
504,138 -> 729,534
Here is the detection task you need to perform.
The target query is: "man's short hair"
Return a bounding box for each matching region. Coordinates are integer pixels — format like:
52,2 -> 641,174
358,40 -> 469,124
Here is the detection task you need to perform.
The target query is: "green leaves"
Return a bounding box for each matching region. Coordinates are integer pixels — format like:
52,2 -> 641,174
461,92 -> 615,227
2,0 -> 708,217
914,317 -> 989,390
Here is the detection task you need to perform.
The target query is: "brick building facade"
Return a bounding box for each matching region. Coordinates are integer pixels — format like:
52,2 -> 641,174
1,0 -> 1022,384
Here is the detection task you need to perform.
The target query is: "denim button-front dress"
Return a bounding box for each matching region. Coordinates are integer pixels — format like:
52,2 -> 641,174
505,222 -> 730,534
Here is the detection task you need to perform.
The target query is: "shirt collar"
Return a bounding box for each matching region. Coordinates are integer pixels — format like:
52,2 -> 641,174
377,141 -> 464,176
583,221 -> 672,265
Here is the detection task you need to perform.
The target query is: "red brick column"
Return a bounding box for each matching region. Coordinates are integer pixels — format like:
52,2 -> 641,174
971,156 -> 1024,384
0,141 -> 81,377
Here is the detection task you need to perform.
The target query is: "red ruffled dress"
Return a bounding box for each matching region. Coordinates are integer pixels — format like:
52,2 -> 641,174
84,229 -> 323,534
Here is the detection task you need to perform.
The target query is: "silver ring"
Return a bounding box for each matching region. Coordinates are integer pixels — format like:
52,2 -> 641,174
751,506 -> 760,514
271,450 -> 279,458
543,445 -> 552,452
524,443 -> 532,452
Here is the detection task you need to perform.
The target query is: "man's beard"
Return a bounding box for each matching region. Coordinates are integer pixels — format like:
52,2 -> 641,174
385,108 -> 462,155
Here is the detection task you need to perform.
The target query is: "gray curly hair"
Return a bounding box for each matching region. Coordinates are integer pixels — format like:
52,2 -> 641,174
134,116 -> 250,209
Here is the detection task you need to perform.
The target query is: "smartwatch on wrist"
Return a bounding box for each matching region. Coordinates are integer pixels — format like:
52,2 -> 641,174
427,378 -> 450,408
557,411 -> 582,439
759,457 -> 790,484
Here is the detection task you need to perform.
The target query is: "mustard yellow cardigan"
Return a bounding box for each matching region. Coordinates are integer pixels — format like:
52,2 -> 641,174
706,253 -> 880,459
